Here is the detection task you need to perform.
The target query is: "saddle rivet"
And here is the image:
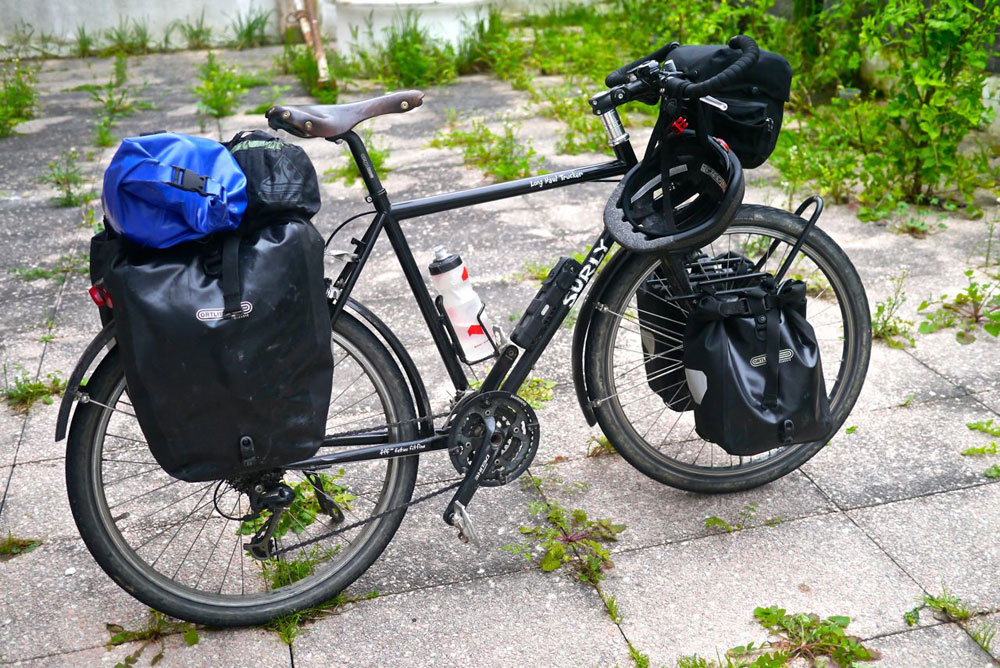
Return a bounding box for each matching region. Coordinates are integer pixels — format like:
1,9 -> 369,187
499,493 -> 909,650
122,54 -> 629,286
281,110 -> 291,120
400,100 -> 409,110
304,120 -> 313,130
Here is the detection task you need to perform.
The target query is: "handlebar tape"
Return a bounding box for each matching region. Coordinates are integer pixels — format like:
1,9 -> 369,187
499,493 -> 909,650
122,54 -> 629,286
604,42 -> 679,87
686,35 -> 760,97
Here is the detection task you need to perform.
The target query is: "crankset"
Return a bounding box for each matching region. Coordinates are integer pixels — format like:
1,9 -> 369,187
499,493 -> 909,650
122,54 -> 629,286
447,390 -> 540,487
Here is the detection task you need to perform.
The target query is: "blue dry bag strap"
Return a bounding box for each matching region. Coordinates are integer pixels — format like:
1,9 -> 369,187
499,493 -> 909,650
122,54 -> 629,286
222,235 -> 243,319
165,165 -> 222,198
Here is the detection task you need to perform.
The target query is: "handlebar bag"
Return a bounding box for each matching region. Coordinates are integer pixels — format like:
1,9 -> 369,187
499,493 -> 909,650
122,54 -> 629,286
100,218 -> 334,482
682,279 -> 832,456
223,130 -> 321,231
667,45 -> 792,169
102,133 -> 248,248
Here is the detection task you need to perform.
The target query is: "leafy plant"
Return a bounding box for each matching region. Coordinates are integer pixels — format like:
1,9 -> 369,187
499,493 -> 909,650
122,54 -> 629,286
961,442 -> 998,457
106,609 -> 198,668
348,11 -> 457,88
517,377 -> 557,409
175,11 -> 213,50
904,587 -> 971,626
970,622 -> 997,653
9,252 -> 89,284
967,419 -> 1000,438
73,54 -> 147,147
586,435 -> 616,458
73,25 -> 98,58
917,270 -> 1000,343
516,258 -> 552,283
260,548 -> 334,590
457,7 -> 530,89
2,366 -> 67,413
429,113 -> 543,183
276,44 -> 338,104
246,84 -> 291,115
324,128 -> 391,187
43,149 -> 92,207
0,534 -> 42,559
532,81 -> 618,155
985,464 -> 1000,479
263,589 -> 378,644
704,503 -> 757,534
229,6 -> 272,49
193,52 -> 269,121
505,497 -> 625,582
104,16 -> 151,55
0,58 -> 37,137
871,271 -> 915,348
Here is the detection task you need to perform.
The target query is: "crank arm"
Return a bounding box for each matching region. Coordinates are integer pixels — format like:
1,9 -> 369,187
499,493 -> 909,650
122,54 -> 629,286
443,416 -> 498,528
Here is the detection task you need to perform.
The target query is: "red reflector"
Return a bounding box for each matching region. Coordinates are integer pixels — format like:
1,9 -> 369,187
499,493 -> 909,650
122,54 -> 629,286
467,325 -> 484,336
670,117 -> 688,134
714,137 -> 731,152
89,285 -> 113,308
461,266 -> 469,281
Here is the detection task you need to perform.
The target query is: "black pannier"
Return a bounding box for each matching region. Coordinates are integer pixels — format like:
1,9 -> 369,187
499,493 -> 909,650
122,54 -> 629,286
682,279 -> 832,456
667,45 -> 792,168
93,131 -> 332,482
636,271 -> 692,412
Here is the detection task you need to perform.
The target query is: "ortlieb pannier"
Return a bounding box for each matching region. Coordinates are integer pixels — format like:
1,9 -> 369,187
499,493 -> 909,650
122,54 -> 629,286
682,279 -> 832,456
94,131 -> 333,482
667,45 -> 792,168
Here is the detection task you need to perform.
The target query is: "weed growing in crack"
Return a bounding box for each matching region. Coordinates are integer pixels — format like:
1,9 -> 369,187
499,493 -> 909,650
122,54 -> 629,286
586,435 -> 617,458
970,622 -> 997,654
0,58 -> 37,137
275,44 -> 338,104
679,606 -> 879,667
105,609 -> 198,667
961,442 -> 998,456
704,503 -> 758,534
228,6 -> 273,50
904,587 -> 971,626
985,464 -> 1000,479
0,534 -> 42,560
324,128 -> 392,187
174,10 -> 213,50
1,365 -> 66,412
193,52 -> 270,122
918,270 -> 1000,343
246,84 -> 291,115
71,54 -> 149,147
264,590 -> 378,644
9,252 -> 89,284
967,419 -> 1000,438
870,271 -> 914,348
73,25 -> 98,58
627,642 -> 651,668
103,16 -> 151,56
43,149 -> 93,207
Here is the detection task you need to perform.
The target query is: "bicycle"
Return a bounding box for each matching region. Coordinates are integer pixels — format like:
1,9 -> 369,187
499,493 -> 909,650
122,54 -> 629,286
57,36 -> 871,625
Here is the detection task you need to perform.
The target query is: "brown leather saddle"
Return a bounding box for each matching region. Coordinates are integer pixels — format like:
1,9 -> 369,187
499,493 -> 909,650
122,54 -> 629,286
266,90 -> 424,139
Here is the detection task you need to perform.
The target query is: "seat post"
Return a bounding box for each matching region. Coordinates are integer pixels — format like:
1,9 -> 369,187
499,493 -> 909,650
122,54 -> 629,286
335,131 -> 390,212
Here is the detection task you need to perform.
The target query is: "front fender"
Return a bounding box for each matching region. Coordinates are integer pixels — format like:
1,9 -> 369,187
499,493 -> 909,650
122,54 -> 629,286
571,247 -> 634,426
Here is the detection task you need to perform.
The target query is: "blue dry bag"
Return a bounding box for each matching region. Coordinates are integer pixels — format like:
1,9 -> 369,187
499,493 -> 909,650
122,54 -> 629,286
102,133 -> 248,248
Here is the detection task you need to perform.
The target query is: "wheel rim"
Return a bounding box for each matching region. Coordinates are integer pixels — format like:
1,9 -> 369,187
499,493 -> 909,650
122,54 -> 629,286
601,223 -> 858,477
87,328 -> 406,607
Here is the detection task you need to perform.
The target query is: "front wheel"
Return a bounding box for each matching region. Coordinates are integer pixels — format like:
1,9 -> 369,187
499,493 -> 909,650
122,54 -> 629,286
66,312 -> 419,626
585,204 -> 871,493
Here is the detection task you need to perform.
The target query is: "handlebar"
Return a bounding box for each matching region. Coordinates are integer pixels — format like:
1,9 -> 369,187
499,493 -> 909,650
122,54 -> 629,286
604,35 -> 760,99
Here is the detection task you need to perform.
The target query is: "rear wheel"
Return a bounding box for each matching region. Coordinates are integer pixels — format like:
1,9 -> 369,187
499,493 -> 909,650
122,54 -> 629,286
585,204 -> 871,493
66,312 -> 418,625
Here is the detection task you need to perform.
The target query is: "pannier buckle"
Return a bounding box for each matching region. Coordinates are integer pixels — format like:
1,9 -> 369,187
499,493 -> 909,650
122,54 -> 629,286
169,166 -> 211,197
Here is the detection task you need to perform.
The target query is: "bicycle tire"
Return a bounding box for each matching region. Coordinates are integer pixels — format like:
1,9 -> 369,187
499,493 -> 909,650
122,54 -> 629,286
66,312 -> 419,625
585,204 -> 871,493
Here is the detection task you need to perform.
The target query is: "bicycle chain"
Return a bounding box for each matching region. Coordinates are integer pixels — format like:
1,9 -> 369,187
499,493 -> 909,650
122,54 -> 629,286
269,408 -> 457,557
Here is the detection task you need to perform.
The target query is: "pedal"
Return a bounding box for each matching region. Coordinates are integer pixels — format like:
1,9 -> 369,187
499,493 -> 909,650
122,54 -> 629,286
452,501 -> 481,546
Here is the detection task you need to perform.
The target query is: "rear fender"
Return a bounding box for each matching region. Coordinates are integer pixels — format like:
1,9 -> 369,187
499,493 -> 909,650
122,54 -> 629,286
55,322 -> 117,441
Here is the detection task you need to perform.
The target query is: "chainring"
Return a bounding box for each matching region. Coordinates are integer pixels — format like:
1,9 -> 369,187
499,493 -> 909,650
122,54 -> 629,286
447,390 -> 540,487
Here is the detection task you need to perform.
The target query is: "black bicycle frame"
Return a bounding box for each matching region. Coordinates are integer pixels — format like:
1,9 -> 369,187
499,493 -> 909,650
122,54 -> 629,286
293,111 -> 639,471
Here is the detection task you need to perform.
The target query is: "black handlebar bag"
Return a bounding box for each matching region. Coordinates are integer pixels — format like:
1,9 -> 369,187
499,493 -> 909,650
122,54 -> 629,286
682,280 -> 832,456
667,45 -> 792,168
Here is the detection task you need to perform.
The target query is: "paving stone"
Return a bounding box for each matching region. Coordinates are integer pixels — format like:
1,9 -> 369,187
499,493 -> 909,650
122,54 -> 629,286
294,569 -> 631,668
602,513 -> 925,665
10,394 -> 65,465
849,483 -> 1000,612
0,539 -> 150,663
866,623 -> 995,668
0,408 -> 25,467
855,344 -> 966,412
0,465 -> 11,514
973,390 -> 1000,416
351,477 -> 542,596
0,458 -> 76,541
908,330 -> 1000,394
801,396 -> 997,508
536,456 -> 835,551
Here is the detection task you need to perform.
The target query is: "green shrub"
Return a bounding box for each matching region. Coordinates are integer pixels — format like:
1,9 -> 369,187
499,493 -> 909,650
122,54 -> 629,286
175,10 -> 213,50
348,11 -> 457,88
73,25 -> 98,58
229,5 -> 272,49
104,16 -> 151,55
457,7 -> 530,89
193,52 -> 269,119
276,44 -> 338,104
429,113 -> 543,183
0,58 -> 37,137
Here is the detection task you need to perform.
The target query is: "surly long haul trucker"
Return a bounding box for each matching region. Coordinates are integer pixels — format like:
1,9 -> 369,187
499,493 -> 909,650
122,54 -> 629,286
58,36 -> 871,625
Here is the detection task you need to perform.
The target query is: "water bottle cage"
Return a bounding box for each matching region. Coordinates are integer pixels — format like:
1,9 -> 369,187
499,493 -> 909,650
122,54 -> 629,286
434,295 -> 499,365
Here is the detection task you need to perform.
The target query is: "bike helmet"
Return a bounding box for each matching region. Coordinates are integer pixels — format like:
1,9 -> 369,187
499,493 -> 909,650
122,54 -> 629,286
604,129 -> 744,253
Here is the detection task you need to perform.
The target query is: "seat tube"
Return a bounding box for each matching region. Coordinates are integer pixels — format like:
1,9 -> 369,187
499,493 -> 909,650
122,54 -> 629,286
339,131 -> 391,212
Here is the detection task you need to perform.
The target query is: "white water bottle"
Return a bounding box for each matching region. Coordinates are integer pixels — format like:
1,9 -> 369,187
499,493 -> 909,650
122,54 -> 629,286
429,246 -> 495,363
